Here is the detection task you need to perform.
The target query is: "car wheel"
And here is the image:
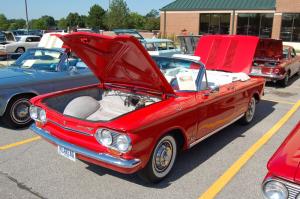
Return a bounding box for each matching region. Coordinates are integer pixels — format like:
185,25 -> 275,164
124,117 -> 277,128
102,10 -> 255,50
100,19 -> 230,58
15,47 -> 25,54
280,74 -> 289,87
139,135 -> 177,183
2,96 -> 33,128
239,97 -> 256,125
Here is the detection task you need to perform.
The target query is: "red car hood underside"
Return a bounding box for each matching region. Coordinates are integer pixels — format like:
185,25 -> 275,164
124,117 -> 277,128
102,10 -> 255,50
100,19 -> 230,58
254,38 -> 283,60
194,35 -> 259,73
267,122 -> 300,182
58,33 -> 174,95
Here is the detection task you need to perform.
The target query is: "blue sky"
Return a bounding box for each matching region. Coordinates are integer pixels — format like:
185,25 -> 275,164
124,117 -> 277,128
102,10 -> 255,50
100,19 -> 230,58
0,0 -> 174,20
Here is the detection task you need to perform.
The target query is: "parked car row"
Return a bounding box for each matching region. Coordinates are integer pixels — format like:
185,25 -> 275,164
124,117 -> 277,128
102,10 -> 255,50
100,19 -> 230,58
0,32 -> 299,190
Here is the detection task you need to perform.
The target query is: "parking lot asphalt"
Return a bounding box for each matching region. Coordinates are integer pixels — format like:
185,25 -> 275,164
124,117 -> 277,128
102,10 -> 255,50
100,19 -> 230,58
0,75 -> 300,199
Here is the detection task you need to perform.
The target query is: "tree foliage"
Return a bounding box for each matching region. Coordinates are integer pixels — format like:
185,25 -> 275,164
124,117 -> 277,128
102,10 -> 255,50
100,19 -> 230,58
57,18 -> 67,29
106,0 -> 130,30
0,14 -> 9,30
87,4 -> 106,29
0,6 -> 161,31
66,12 -> 86,28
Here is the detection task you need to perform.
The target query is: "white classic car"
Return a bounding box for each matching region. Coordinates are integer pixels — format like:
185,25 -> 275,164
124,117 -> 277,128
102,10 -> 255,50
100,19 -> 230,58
0,35 -> 41,54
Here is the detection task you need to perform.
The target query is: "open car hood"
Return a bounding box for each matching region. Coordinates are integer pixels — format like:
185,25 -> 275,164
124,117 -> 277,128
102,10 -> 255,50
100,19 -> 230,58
194,35 -> 259,73
58,33 -> 174,95
254,38 -> 283,60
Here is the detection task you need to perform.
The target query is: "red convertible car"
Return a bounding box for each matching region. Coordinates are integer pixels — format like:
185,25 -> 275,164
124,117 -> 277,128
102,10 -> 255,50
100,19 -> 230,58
250,39 -> 300,87
262,121 -> 300,199
29,33 -> 265,183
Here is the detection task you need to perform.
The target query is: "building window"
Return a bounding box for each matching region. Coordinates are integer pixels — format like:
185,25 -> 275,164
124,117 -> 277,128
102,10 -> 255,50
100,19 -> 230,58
237,13 -> 274,38
199,14 -> 230,35
280,13 -> 300,42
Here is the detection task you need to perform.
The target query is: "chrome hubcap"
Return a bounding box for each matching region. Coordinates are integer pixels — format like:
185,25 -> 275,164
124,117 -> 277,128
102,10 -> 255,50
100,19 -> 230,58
11,99 -> 31,124
154,141 -> 173,172
245,98 -> 255,122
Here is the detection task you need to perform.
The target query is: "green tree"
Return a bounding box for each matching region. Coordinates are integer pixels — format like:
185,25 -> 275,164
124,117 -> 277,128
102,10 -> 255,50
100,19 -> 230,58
31,18 -> 47,30
87,4 -> 106,29
0,14 -> 9,30
145,9 -> 159,18
41,15 -> 56,28
128,12 -> 145,29
66,12 -> 86,28
8,19 -> 26,30
144,9 -> 160,31
106,0 -> 130,30
57,18 -> 68,29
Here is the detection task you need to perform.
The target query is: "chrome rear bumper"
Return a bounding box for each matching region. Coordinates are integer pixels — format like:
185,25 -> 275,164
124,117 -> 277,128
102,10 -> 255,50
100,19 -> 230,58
30,124 -> 141,169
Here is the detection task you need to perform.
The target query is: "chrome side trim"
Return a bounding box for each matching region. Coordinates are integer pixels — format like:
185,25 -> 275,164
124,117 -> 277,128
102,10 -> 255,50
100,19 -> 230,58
189,114 -> 244,148
30,124 -> 141,169
48,120 -> 93,137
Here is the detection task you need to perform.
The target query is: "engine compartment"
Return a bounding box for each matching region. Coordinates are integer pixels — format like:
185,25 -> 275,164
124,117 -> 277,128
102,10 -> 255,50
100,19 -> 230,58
43,87 -> 161,122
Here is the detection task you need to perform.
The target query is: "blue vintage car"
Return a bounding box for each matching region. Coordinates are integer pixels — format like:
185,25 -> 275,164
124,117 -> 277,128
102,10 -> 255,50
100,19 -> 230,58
113,29 -> 181,57
0,47 -> 99,128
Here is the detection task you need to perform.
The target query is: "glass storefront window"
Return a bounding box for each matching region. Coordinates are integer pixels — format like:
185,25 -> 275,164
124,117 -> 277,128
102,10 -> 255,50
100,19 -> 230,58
280,13 -> 300,42
199,14 -> 230,35
237,13 -> 274,38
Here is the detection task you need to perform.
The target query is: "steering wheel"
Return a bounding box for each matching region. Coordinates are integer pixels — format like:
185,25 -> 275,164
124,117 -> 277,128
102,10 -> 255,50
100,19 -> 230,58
170,78 -> 179,90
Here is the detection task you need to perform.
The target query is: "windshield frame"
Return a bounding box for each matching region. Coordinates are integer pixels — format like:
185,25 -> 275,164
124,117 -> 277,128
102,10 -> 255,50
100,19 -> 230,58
151,56 -> 207,92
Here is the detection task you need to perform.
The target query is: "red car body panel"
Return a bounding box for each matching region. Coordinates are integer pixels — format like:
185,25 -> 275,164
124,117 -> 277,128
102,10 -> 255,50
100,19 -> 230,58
194,35 -> 259,74
30,34 -> 265,174
265,121 -> 300,183
57,32 -> 175,95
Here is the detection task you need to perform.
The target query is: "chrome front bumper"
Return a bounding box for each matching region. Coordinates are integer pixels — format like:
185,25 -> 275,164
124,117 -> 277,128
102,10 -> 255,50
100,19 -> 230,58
30,124 -> 141,169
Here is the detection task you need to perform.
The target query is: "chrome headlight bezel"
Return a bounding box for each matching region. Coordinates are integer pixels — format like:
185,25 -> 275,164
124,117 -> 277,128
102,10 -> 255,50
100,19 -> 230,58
95,128 -> 132,153
29,105 -> 38,120
262,179 -> 288,199
95,129 -> 113,147
116,134 -> 132,153
29,105 -> 47,124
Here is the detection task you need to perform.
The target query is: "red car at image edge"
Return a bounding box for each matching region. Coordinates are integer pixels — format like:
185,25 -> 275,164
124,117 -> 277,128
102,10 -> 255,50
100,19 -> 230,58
262,121 -> 300,199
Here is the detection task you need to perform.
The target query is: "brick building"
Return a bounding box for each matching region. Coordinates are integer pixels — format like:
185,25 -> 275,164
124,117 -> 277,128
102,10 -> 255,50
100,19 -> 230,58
160,0 -> 300,43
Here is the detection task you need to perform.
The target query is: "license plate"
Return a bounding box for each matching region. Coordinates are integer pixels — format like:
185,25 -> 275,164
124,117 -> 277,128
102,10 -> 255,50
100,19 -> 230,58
251,68 -> 261,74
57,145 -> 76,161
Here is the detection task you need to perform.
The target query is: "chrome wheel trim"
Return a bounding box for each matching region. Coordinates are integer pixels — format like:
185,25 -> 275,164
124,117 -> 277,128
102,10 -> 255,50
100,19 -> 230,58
16,48 -> 25,53
152,136 -> 177,178
284,75 -> 289,86
245,98 -> 256,122
10,98 -> 31,124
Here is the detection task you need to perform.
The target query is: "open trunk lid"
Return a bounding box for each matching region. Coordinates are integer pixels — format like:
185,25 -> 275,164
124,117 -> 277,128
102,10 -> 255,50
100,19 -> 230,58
58,32 -> 174,95
194,35 -> 259,73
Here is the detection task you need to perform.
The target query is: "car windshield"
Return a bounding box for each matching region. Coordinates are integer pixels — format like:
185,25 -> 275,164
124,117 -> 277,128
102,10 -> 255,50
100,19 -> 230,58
152,56 -> 205,91
15,36 -> 21,42
13,49 -> 62,71
0,32 -> 5,42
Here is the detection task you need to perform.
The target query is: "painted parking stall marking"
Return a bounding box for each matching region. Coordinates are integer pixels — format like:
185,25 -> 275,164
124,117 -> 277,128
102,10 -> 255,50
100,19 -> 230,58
0,136 -> 41,150
199,100 -> 300,199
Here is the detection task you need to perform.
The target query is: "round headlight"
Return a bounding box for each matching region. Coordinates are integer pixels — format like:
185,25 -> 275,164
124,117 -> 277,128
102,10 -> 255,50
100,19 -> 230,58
263,180 -> 288,199
116,134 -> 131,152
96,129 -> 112,147
39,109 -> 47,123
29,106 -> 38,120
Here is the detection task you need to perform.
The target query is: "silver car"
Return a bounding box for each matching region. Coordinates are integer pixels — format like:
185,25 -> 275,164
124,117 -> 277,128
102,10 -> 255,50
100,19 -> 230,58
0,47 -> 99,128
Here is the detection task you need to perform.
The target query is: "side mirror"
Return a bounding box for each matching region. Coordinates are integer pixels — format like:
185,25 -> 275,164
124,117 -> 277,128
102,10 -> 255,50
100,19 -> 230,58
69,66 -> 78,74
209,85 -> 220,93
